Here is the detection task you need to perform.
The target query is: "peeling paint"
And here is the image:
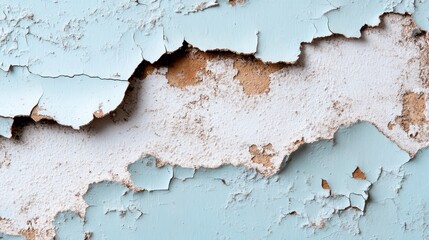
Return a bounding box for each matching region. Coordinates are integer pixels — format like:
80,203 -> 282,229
0,118 -> 13,138
164,49 -> 209,89
50,122 -> 429,239
1,0 -> 429,136
0,233 -> 24,240
1,1 -> 429,238
0,66 -> 128,134
127,156 -> 173,191
352,167 -> 366,180
2,15 -> 429,237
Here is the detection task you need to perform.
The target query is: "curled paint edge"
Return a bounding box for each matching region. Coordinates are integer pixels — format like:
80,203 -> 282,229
40,120 -> 413,240
1,5 -> 428,138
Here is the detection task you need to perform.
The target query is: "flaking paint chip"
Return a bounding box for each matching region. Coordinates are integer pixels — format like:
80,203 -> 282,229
321,179 -> 331,190
352,167 -> 366,180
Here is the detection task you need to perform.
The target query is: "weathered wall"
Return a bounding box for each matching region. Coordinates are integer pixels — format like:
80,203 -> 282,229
1,0 -> 429,239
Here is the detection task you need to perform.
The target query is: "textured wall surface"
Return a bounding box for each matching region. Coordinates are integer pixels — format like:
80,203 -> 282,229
1,0 -> 429,239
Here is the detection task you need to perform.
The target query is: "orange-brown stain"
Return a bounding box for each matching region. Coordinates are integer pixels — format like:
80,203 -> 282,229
395,92 -> 427,134
249,143 -> 275,168
352,167 -> 366,180
321,179 -> 331,190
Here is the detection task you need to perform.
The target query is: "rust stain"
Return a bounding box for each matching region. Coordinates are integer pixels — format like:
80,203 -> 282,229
165,49 -> 210,88
352,167 -> 366,180
249,143 -> 275,168
387,121 -> 395,130
143,48 -> 284,95
321,179 -> 331,190
395,92 -> 427,134
19,227 -> 36,240
233,57 -> 283,95
30,106 -> 53,122
228,0 -> 245,6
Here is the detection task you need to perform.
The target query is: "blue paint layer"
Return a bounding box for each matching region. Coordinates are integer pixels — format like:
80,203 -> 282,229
1,0 -> 429,137
0,233 -> 25,240
0,117 -> 13,138
128,156 -> 173,191
53,122 -> 429,239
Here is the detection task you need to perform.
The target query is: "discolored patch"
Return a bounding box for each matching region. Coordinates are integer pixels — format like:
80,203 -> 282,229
165,50 -> 211,89
228,0 -> 245,6
19,227 -> 36,240
352,167 -> 366,180
400,18 -> 429,88
30,106 -> 53,122
395,92 -> 427,134
419,34 -> 429,87
249,143 -> 275,168
321,179 -> 331,190
233,57 -> 283,95
93,105 -> 104,118
387,121 -> 395,130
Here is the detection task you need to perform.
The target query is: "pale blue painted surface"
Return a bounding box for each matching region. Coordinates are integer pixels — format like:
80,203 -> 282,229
0,66 -> 128,129
128,156 -> 173,191
0,118 -> 13,138
3,0 -> 429,77
1,0 -> 429,137
0,233 -> 24,240
54,212 -> 85,240
51,122 -> 429,239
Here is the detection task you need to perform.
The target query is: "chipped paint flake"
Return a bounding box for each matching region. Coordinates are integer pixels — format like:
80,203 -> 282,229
0,118 -> 13,138
352,167 -> 367,180
127,156 -> 173,191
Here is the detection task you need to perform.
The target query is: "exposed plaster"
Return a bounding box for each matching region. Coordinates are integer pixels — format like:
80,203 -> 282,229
1,0 -> 429,136
164,49 -> 209,88
249,143 -> 275,168
352,167 -> 367,180
0,5 -> 429,239
47,122 -> 429,239
395,91 -> 428,138
233,57 -> 282,95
